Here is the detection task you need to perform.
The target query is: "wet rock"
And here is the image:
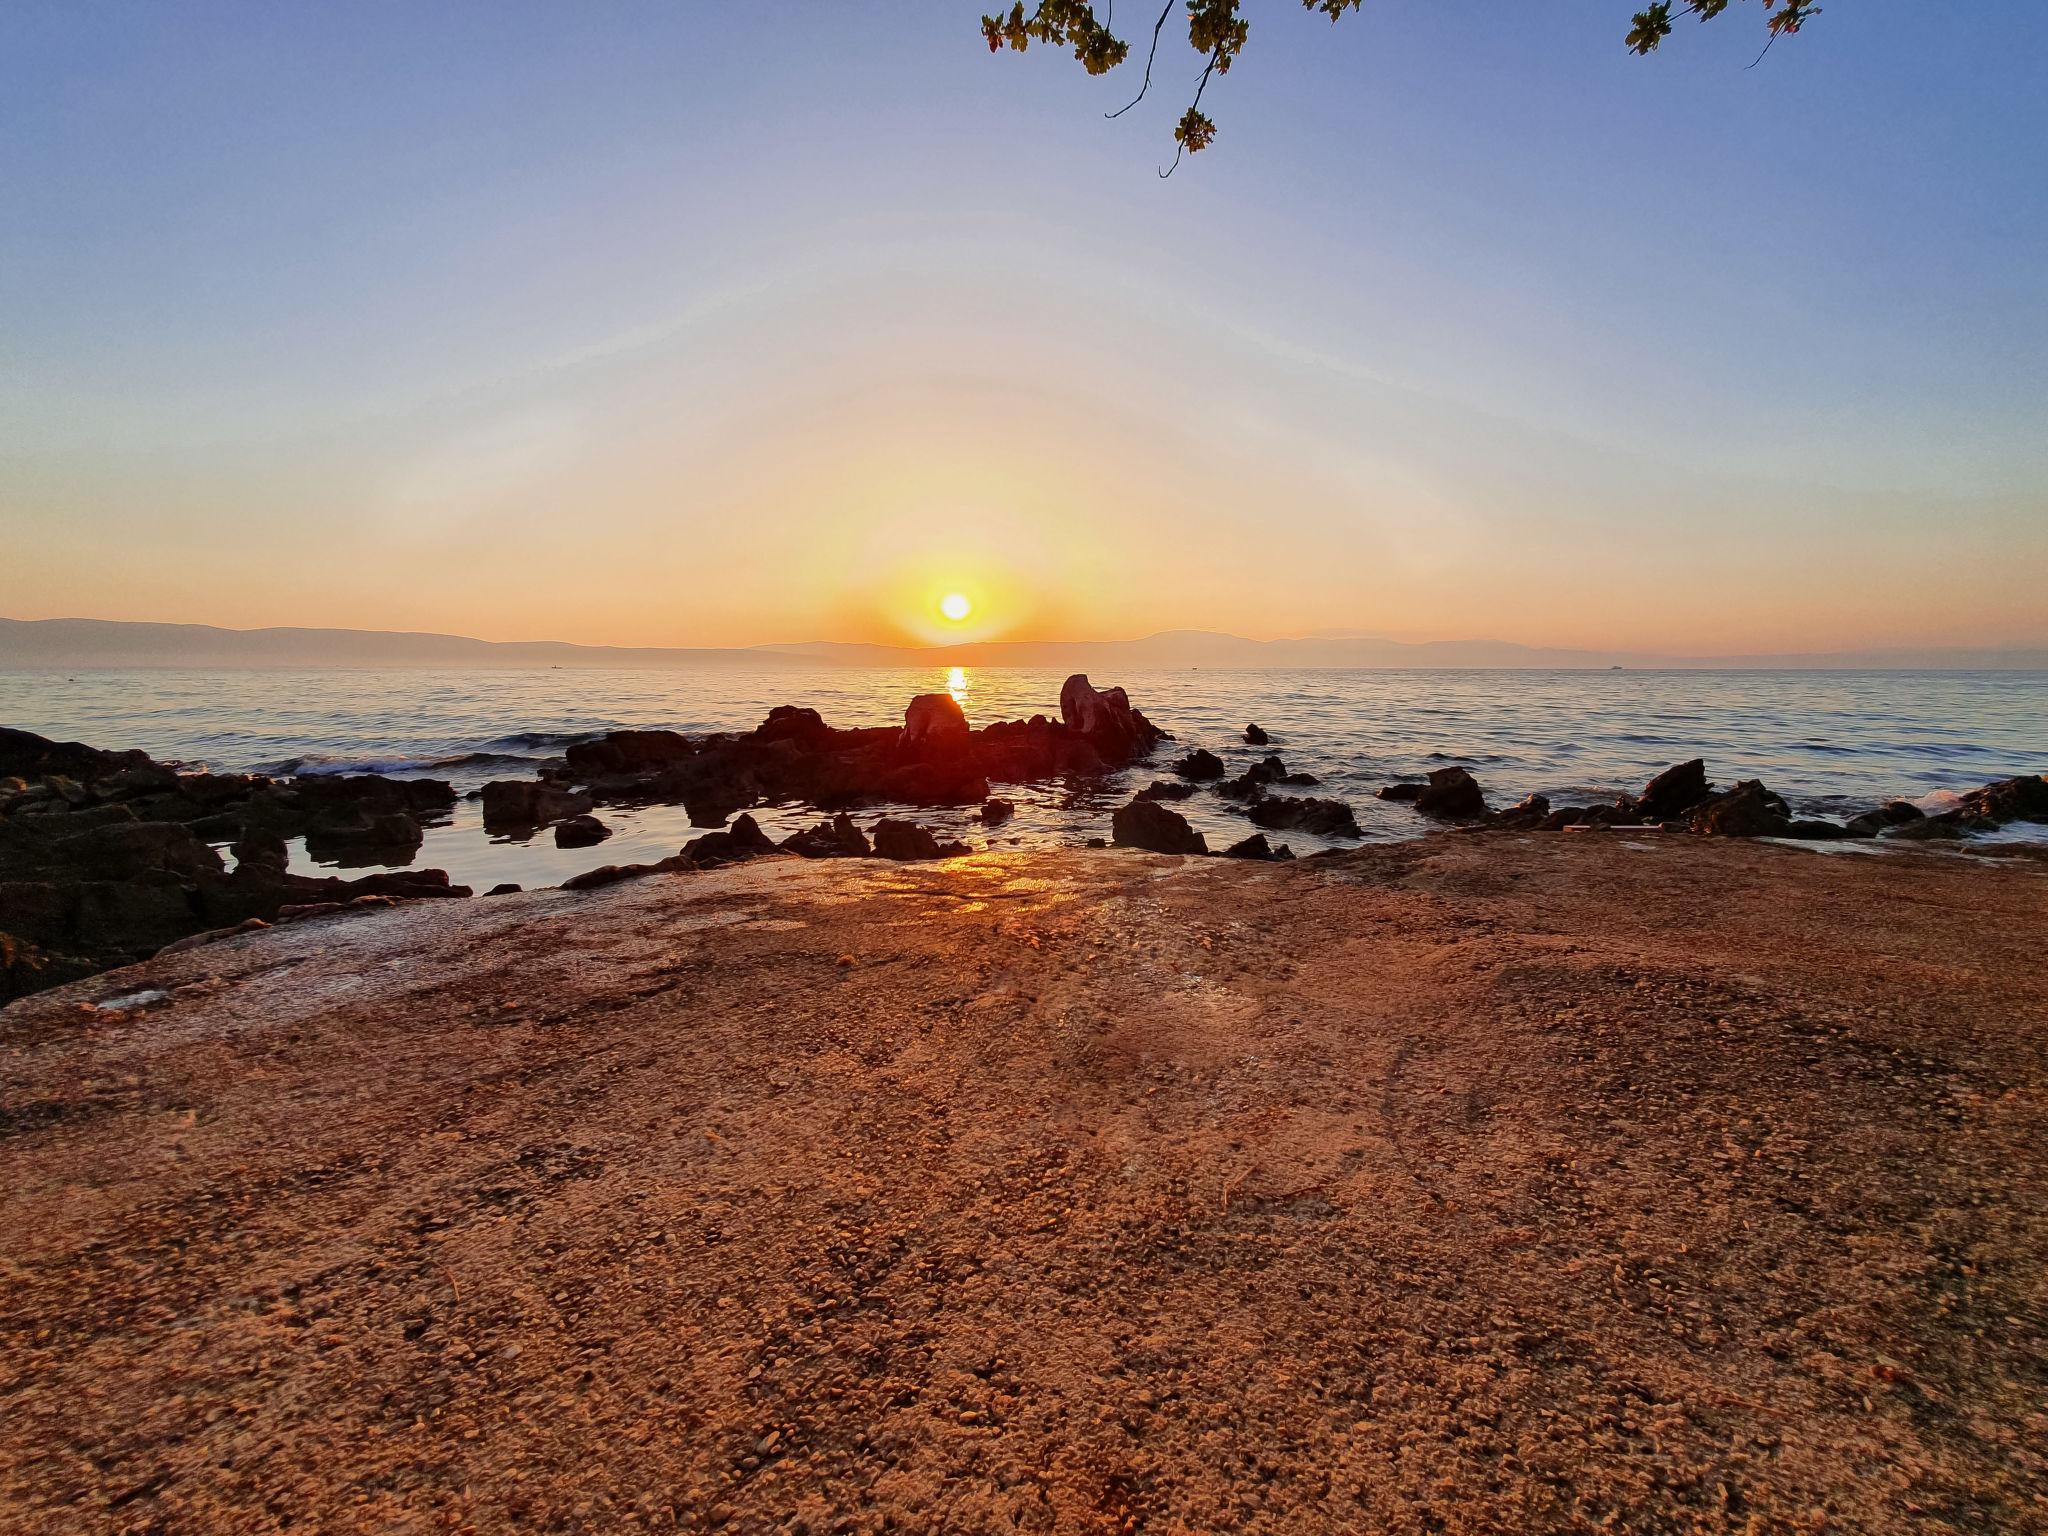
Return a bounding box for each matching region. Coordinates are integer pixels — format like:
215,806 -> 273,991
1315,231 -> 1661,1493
1112,799 -> 1208,855
1135,780 -> 1196,802
1246,795 -> 1362,839
680,814 -> 779,867
1059,674 -> 1167,765
1784,819 -> 1853,841
1414,767 -> 1487,820
304,810 -> 423,866
1633,759 -> 1712,821
1883,817 -> 1966,842
1222,832 -> 1294,861
1686,780 -> 1792,838
562,861 -> 666,892
47,821 -> 224,883
230,826 -> 290,874
1489,794 -> 1552,830
872,818 -> 971,862
1538,806 -> 1587,830
1844,800 -> 1925,838
752,706 -> 834,751
565,729 -> 694,777
1218,755 -> 1320,800
555,814 -> 613,848
1377,783 -> 1427,802
781,813 -> 871,859
1951,774 -> 2048,826
980,797 -> 1015,825
1243,723 -> 1269,746
480,780 -> 593,831
901,693 -> 972,760
1172,749 -> 1226,782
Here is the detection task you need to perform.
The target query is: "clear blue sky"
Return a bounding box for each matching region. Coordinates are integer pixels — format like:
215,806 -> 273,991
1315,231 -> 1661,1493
3,2 -> 2043,651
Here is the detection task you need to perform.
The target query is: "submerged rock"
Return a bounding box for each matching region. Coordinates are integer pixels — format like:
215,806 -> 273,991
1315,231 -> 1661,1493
555,814 -> 612,848
980,797 -> 1015,825
1111,798 -> 1208,855
1172,749 -> 1226,782
681,814 -> 779,867
481,780 -> 592,831
1377,783 -> 1427,803
1243,723 -> 1270,746
1245,795 -> 1361,839
1135,780 -> 1196,802
781,813 -> 871,859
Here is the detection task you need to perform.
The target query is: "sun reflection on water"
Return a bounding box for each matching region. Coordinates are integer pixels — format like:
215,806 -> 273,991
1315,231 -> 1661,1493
947,665 -> 968,703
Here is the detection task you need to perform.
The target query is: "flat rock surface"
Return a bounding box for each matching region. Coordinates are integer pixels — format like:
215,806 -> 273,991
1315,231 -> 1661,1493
3,837 -> 2047,1534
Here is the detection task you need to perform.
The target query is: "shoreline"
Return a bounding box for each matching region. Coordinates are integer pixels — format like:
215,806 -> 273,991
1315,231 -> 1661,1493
3,836 -> 2045,1530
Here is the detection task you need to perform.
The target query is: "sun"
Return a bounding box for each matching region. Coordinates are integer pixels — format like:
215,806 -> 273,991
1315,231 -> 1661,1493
939,592 -> 972,623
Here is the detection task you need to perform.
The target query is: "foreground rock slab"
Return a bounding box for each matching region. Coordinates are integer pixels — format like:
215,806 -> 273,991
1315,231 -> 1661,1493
3,839 -> 2046,1533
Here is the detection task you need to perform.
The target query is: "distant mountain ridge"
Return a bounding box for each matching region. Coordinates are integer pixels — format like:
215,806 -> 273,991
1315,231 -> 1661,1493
4,616 -> 2044,671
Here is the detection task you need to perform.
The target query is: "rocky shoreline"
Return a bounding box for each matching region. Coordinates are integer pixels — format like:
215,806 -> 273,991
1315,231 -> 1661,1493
4,675 -> 2045,1002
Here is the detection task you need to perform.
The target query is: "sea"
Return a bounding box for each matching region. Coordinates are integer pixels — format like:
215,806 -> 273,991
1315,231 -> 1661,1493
3,666 -> 2044,890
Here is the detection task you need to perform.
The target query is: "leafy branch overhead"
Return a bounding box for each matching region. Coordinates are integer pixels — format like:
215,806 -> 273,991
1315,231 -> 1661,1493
981,0 -> 1820,174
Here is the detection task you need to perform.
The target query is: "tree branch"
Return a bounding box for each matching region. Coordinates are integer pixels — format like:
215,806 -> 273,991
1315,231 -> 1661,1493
1158,47 -> 1220,179
1108,0 -> 1179,119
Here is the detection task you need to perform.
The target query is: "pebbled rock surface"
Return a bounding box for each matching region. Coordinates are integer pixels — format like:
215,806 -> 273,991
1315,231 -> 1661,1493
1,839 -> 2044,1533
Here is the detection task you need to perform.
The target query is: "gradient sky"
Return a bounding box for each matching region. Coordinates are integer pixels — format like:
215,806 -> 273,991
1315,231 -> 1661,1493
4,2 -> 2044,653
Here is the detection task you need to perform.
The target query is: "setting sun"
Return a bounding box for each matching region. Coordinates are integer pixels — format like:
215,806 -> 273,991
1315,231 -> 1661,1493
939,592 -> 972,622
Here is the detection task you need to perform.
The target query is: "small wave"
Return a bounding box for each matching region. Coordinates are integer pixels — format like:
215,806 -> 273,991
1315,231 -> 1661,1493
433,751 -> 549,770
270,754 -> 449,777
487,730 -> 597,750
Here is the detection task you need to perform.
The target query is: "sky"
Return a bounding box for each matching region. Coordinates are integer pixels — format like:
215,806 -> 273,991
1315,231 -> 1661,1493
3,2 -> 2044,655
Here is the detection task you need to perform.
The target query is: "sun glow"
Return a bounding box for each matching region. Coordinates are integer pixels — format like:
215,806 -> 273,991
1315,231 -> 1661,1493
939,592 -> 972,622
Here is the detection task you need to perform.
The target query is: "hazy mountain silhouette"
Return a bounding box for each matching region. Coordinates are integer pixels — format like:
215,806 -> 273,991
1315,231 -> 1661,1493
4,616 -> 2043,671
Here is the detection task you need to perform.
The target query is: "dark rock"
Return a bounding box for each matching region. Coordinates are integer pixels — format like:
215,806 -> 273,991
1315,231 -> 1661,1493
680,813 -> 779,867
1111,799 -> 1208,855
230,827 -> 290,874
1952,774 -> 2048,826
554,814 -> 612,848
1245,795 -> 1361,839
1218,755 -> 1319,800
565,729 -> 694,777
1844,800 -> 1925,838
872,818 -> 970,861
901,693 -> 972,760
1135,780 -> 1196,802
1633,759 -> 1712,821
304,810 -> 423,866
1538,806 -> 1587,830
1085,837 -> 1107,849
752,706 -> 835,751
1686,780 -> 1792,838
481,780 -> 593,831
1222,832 -> 1294,860
1243,723 -> 1269,746
980,797 -> 1015,825
562,862 -> 665,892
1784,819 -> 1852,841
1377,783 -> 1427,803
1172,749 -> 1226,782
1414,767 -> 1487,820
1883,817 -> 1966,842
49,821 -> 224,882
485,883 -> 523,896
1059,675 -> 1167,765
1489,794 -> 1552,830
781,814 -> 871,859
0,726 -> 154,785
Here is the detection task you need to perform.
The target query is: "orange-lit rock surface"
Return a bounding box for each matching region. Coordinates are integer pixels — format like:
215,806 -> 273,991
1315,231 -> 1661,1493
4,836 -> 2046,1533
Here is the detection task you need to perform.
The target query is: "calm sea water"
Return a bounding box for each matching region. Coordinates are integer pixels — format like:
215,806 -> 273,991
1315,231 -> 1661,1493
3,667 -> 2044,888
